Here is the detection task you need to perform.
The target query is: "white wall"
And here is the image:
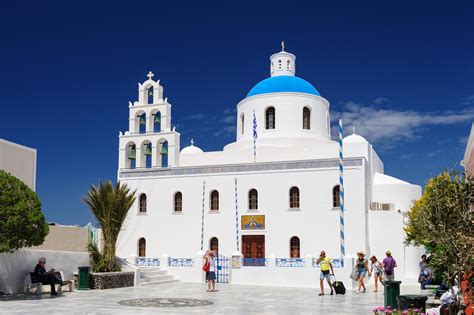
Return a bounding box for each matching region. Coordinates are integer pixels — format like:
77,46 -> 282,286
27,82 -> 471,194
0,249 -> 89,294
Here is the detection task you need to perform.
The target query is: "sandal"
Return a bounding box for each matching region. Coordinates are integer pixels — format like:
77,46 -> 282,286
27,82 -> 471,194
318,293 -> 324,296
330,291 -> 334,295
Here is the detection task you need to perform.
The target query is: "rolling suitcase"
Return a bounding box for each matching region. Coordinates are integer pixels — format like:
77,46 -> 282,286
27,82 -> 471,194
332,277 -> 346,295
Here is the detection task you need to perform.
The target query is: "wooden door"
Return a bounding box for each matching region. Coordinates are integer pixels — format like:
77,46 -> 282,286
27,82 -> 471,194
242,235 -> 265,258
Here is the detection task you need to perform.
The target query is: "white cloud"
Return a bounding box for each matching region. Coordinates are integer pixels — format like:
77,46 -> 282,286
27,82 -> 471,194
213,125 -> 236,137
373,98 -> 389,105
332,101 -> 474,147
220,115 -> 235,124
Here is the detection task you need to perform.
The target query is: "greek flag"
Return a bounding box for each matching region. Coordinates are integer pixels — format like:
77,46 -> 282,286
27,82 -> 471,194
253,110 -> 257,162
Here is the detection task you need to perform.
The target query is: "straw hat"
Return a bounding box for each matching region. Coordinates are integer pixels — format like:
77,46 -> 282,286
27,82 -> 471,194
357,251 -> 365,257
386,250 -> 392,256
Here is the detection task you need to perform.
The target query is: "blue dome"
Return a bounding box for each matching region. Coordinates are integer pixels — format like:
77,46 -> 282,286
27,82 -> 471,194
247,75 -> 320,97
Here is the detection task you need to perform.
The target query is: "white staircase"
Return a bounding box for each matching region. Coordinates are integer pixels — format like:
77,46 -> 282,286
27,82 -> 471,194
138,267 -> 178,286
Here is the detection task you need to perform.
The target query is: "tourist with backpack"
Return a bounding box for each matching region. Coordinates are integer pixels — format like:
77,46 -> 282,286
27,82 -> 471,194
202,250 -> 216,292
382,250 -> 397,281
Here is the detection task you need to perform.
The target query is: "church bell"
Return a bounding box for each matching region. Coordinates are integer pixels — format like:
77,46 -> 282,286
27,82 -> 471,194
144,144 -> 152,156
160,146 -> 168,155
127,145 -> 136,159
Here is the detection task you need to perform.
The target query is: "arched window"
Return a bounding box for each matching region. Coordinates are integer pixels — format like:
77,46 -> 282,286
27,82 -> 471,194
265,107 -> 275,130
139,193 -> 147,213
248,189 -> 258,210
127,144 -> 136,169
240,113 -> 245,135
289,186 -> 300,209
160,141 -> 168,167
303,107 -> 311,130
144,143 -> 152,168
333,185 -> 340,208
210,190 -> 219,211
174,192 -> 182,212
138,113 -> 146,134
147,86 -> 154,104
138,238 -> 146,257
290,236 -> 300,258
210,237 -> 219,253
153,112 -> 161,132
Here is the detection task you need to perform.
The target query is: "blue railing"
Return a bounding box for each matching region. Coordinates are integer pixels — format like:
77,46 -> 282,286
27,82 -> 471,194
243,258 -> 268,267
136,257 -> 160,267
312,258 -> 344,268
168,257 -> 194,267
276,258 -> 305,267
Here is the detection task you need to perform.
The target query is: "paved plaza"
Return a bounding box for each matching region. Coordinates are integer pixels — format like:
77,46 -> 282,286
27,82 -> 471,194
0,282 -> 420,314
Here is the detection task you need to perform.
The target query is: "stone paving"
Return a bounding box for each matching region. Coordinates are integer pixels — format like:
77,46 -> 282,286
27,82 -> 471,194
0,282 -> 421,314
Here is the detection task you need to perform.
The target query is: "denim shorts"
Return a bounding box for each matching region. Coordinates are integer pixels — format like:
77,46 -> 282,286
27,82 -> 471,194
357,268 -> 367,277
320,270 -> 331,280
206,271 -> 216,281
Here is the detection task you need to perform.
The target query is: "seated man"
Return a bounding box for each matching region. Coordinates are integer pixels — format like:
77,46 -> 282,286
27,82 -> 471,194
33,257 -> 63,296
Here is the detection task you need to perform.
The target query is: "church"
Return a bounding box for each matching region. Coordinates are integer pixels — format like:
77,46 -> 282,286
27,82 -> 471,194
116,45 -> 423,287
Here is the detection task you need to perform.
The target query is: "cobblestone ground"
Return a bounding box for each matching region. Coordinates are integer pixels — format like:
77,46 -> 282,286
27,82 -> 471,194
0,282 -> 421,314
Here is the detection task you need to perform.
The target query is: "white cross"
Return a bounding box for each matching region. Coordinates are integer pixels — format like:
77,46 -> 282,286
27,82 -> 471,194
281,41 -> 285,51
190,139 -> 194,146
352,126 -> 356,134
147,71 -> 154,80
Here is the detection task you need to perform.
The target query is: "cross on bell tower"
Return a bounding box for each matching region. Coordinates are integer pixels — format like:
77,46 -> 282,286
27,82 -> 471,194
147,71 -> 154,80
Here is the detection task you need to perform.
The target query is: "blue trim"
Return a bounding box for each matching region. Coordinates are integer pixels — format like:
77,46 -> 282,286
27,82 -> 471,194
247,76 -> 320,97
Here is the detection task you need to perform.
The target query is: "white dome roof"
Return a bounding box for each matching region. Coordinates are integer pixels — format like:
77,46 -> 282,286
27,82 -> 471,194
343,133 -> 368,144
181,144 -> 203,155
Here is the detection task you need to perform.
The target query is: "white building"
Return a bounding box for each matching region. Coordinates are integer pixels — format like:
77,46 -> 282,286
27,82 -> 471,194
0,139 -> 37,190
116,46 -> 422,287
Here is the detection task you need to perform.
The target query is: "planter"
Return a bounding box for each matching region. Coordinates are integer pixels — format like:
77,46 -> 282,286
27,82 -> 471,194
73,271 -> 134,289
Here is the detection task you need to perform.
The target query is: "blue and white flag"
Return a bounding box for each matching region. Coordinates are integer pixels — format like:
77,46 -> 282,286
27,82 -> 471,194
253,110 -> 257,162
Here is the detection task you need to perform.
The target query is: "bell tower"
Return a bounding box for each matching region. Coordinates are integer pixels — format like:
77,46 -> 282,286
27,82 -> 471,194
118,71 -> 180,171
270,41 -> 296,77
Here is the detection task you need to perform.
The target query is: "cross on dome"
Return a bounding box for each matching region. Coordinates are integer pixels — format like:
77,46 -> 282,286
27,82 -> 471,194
281,41 -> 285,51
147,71 -> 154,80
190,139 -> 194,146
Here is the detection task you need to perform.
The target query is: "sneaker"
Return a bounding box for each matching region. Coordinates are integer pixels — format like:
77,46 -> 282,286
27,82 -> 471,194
318,293 -> 324,296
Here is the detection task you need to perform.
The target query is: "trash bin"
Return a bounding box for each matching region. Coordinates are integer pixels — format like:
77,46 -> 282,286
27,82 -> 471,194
384,280 -> 402,309
397,294 -> 428,311
77,266 -> 91,290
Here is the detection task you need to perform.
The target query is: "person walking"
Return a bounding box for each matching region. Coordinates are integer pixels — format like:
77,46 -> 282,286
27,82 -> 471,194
202,250 -> 216,292
316,250 -> 334,296
368,255 -> 384,292
382,250 -> 397,281
355,252 -> 369,293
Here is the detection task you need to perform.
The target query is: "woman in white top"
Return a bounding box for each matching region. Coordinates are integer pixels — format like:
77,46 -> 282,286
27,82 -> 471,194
368,255 -> 384,292
203,250 -> 216,292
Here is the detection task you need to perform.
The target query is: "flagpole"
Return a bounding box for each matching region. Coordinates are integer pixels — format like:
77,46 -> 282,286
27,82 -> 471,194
338,119 -> 345,266
253,110 -> 257,163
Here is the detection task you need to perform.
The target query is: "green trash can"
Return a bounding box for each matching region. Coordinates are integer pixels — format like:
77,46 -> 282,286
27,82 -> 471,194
77,266 -> 91,290
397,295 -> 428,312
384,280 -> 402,309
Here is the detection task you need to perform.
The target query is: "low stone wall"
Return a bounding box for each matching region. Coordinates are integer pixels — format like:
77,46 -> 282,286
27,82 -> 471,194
74,272 -> 134,290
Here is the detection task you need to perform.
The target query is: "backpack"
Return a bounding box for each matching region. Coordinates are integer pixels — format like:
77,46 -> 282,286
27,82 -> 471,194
202,260 -> 210,272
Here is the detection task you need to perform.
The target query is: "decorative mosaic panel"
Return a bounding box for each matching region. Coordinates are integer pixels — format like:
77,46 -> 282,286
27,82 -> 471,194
120,158 -> 363,178
136,257 -> 160,267
242,258 -> 268,267
276,258 -> 306,267
168,257 -> 194,267
241,215 -> 265,230
312,258 -> 344,268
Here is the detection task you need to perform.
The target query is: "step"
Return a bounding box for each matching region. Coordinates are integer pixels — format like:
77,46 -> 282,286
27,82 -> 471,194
140,274 -> 175,283
140,278 -> 179,286
140,269 -> 168,277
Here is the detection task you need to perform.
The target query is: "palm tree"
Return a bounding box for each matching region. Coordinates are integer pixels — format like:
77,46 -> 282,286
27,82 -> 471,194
83,181 -> 136,272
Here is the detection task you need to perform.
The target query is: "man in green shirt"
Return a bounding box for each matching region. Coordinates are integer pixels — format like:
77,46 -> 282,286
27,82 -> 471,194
316,250 -> 335,296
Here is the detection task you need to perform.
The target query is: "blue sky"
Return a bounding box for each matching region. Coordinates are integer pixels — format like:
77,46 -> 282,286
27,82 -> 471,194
0,1 -> 473,225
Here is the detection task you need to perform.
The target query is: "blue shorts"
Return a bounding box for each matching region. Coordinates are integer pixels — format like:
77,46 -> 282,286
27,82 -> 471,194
320,270 -> 331,281
206,271 -> 216,281
357,268 -> 367,277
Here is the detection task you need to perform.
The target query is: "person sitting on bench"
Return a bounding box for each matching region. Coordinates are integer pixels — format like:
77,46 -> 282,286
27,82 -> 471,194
33,257 -> 63,296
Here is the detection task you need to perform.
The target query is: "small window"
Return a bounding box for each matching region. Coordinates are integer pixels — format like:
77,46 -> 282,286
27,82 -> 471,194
278,59 -> 282,69
333,185 -> 340,208
174,192 -> 182,212
303,107 -> 311,130
210,237 -> 219,253
289,187 -> 300,209
210,190 -> 219,211
138,238 -> 146,257
287,59 -> 291,70
265,107 -> 275,130
290,236 -> 300,258
241,113 -> 245,135
248,189 -> 258,210
139,194 -> 147,213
